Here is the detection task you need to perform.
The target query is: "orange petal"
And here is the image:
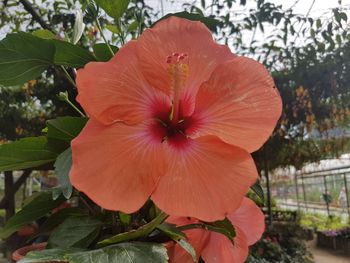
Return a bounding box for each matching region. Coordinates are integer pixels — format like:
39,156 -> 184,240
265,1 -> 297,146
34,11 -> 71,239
137,16 -> 234,115
76,41 -> 170,125
70,120 -> 167,213
228,197 -> 265,245
194,56 -> 282,152
166,217 -> 210,263
151,136 -> 258,221
201,227 -> 248,263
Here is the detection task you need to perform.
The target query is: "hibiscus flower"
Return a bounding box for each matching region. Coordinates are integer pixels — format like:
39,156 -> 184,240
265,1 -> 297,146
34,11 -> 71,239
167,197 -> 265,263
70,16 -> 282,221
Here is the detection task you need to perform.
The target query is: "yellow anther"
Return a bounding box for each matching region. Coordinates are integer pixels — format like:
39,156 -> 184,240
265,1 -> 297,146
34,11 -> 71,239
166,52 -> 189,123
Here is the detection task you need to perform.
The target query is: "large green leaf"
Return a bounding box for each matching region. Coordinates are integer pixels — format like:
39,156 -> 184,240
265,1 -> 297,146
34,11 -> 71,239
0,136 -> 60,172
47,116 -> 88,142
53,148 -> 73,199
0,191 -> 65,239
19,242 -> 168,263
0,32 -> 54,86
95,0 -> 130,20
93,43 -> 118,62
18,248 -> 80,263
30,30 -> 93,67
98,212 -> 168,246
152,12 -> 222,32
68,242 -> 168,263
47,216 -> 102,249
53,40 -> 95,68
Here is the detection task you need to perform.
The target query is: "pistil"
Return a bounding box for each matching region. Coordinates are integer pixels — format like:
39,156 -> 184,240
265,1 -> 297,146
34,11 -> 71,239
166,52 -> 189,124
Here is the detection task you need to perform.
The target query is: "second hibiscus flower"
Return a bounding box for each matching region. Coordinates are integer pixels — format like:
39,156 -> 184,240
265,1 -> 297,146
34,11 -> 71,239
70,16 -> 282,221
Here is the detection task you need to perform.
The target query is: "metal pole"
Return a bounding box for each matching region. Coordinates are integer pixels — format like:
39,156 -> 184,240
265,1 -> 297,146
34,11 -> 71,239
343,173 -> 350,218
294,172 -> 300,211
323,175 -> 330,217
301,175 -> 308,210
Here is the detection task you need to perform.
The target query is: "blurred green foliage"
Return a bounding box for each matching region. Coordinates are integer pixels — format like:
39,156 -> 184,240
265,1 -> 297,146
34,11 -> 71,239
299,213 -> 350,231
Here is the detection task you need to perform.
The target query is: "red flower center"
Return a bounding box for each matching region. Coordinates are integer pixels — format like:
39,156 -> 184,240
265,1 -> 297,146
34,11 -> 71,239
150,102 -> 198,150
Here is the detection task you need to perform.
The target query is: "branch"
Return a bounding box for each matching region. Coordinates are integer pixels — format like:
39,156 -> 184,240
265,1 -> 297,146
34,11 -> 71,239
0,170 -> 32,209
18,0 -> 51,31
293,0 -> 316,43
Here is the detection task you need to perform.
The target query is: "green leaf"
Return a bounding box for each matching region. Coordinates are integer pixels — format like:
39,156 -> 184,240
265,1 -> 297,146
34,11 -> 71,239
128,20 -> 139,32
206,218 -> 236,241
95,0 -> 130,21
47,116 -> 88,142
68,242 -> 168,263
0,136 -> 60,172
54,148 -> 73,199
316,18 -> 322,29
340,12 -> 348,22
0,191 -> 65,239
18,248 -> 81,263
20,242 -> 168,263
251,180 -> 265,203
334,8 -> 342,25
119,211 -> 131,226
310,28 -> 315,38
157,223 -> 196,262
105,24 -> 120,34
32,29 -> 56,39
47,216 -> 102,249
0,32 -> 54,86
72,10 -> 86,44
336,34 -> 342,44
153,12 -> 222,32
84,1 -> 99,20
179,218 -> 236,242
317,42 -> 325,52
93,43 -> 118,62
98,212 -> 168,246
39,208 -> 87,234
53,40 -> 95,68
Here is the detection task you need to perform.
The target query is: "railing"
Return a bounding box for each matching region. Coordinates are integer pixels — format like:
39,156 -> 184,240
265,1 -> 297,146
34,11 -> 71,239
272,166 -> 350,218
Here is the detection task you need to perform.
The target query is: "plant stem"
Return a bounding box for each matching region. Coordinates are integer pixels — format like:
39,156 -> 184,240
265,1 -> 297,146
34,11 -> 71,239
95,18 -> 115,56
177,223 -> 207,231
59,91 -> 85,117
116,20 -> 125,45
60,66 -> 76,88
19,0 -> 51,30
66,99 -> 85,117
